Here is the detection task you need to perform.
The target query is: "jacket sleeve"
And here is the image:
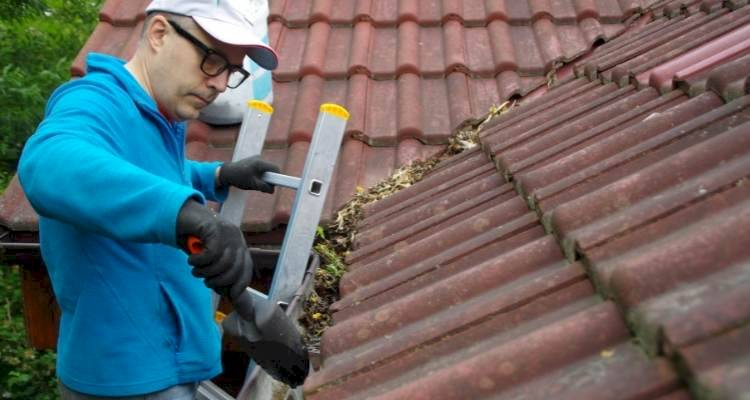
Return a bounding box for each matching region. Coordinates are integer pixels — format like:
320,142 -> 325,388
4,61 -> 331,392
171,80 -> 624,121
186,160 -> 228,203
18,83 -> 201,247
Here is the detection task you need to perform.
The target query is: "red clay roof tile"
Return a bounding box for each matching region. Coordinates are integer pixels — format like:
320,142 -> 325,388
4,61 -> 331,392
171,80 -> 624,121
98,0 -> 148,27
705,52 -> 750,101
680,327 -> 750,398
521,92 -> 713,209
570,128 -> 750,259
493,342 -> 684,400
614,7 -> 750,87
70,21 -> 141,76
0,176 -> 37,232
602,192 -> 750,305
633,262 -> 750,355
316,301 -> 630,399
543,91 -> 733,233
349,180 -> 510,264
644,23 -> 750,91
360,148 -> 491,217
313,282 -> 596,398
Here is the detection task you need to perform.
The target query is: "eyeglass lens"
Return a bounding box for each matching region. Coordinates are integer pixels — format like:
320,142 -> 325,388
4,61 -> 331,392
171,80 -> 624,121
201,53 -> 247,89
227,72 -> 247,88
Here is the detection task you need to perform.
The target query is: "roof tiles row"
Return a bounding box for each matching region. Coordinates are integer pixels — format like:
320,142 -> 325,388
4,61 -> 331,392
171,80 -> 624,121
579,2 -> 750,89
269,0 -> 647,26
308,2 -> 750,399
270,18 -> 625,80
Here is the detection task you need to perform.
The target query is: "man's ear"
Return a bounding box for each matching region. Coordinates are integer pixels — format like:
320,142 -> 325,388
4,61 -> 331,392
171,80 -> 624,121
145,15 -> 170,53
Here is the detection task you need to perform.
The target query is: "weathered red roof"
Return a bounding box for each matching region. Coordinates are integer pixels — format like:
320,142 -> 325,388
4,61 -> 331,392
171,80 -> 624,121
4,1 -> 748,396
306,2 -> 750,398
0,0 -> 645,235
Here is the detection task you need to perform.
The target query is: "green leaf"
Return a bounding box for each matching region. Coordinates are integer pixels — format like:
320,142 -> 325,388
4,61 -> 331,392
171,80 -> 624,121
315,226 -> 326,239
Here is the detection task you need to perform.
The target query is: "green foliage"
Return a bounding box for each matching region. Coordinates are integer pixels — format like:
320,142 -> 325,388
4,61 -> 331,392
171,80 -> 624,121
0,0 -> 46,20
0,0 -> 102,173
315,225 -> 326,240
0,266 -> 58,400
0,1 -> 103,398
314,242 -> 346,281
302,240 -> 347,346
0,171 -> 10,194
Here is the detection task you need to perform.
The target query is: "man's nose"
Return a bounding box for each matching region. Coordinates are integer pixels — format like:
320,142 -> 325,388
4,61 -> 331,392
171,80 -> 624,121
206,69 -> 229,92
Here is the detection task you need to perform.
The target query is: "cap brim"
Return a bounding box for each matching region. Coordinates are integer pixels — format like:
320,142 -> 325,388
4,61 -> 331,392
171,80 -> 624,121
193,15 -> 278,70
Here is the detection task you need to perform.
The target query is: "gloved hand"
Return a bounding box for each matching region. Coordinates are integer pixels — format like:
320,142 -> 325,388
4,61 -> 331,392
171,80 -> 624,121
176,199 -> 253,300
218,155 -> 280,193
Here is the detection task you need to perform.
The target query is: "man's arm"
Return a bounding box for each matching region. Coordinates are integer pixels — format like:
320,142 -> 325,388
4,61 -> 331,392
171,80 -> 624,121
19,85 -> 201,247
185,159 -> 227,202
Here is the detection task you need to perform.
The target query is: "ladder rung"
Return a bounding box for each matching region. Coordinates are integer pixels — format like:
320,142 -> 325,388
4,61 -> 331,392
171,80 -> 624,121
262,172 -> 302,190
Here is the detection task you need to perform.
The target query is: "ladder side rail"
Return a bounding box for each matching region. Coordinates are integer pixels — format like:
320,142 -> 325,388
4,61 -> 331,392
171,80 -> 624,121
268,105 -> 349,304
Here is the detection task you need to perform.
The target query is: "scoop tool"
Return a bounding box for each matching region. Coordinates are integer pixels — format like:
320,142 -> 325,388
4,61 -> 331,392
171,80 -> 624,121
186,237 -> 309,387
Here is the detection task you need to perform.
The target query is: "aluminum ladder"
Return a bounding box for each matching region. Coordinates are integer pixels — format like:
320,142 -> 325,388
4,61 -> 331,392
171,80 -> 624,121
197,100 -> 349,400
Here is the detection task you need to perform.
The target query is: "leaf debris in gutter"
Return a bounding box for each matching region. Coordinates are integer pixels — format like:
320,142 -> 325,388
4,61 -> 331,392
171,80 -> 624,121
300,101 -> 514,362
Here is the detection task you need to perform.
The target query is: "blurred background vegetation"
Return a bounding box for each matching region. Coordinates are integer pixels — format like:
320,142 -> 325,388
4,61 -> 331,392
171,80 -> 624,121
0,1 -> 102,398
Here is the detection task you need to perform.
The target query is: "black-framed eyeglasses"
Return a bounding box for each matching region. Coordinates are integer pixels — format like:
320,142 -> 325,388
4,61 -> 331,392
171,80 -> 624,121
168,20 -> 250,89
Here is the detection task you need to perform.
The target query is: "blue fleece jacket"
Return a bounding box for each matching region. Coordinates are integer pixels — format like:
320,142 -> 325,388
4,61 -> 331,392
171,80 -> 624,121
18,53 -> 229,396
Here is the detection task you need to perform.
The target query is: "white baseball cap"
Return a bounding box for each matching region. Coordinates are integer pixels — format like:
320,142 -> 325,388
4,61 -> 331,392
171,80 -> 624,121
145,0 -> 278,70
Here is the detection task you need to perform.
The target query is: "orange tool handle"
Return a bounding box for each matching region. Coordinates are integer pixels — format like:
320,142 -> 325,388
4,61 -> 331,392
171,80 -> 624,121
186,236 -> 204,255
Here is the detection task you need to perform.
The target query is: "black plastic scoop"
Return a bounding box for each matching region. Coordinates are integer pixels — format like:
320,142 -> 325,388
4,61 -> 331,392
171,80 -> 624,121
186,237 -> 310,387
222,289 -> 310,387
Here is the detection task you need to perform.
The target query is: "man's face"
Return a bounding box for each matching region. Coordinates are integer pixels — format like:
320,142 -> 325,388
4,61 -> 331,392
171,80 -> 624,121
150,17 -> 247,121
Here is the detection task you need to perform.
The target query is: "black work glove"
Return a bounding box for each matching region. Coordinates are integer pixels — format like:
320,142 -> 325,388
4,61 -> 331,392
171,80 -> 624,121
218,155 -> 280,193
176,199 -> 253,300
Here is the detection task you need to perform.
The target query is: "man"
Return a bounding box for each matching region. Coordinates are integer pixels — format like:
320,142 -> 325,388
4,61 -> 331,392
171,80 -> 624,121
17,0 -> 280,398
